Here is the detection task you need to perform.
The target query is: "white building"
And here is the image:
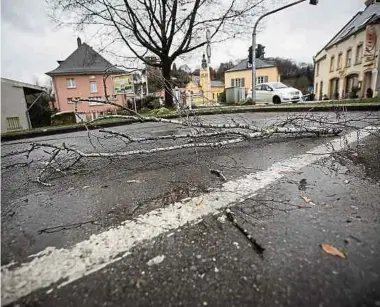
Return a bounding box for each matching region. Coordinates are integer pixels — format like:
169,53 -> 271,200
314,0 -> 380,99
1,78 -> 46,132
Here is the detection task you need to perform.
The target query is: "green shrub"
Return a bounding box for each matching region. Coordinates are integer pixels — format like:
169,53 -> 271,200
140,107 -> 150,114
156,107 -> 171,115
218,89 -> 226,103
146,99 -> 161,109
148,107 -> 172,116
51,112 -> 76,126
135,96 -> 161,110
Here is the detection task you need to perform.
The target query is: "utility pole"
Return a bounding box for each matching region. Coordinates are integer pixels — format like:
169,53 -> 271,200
251,0 -> 318,101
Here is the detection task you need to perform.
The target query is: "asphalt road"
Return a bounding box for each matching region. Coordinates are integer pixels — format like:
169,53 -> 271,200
1,111 -> 380,307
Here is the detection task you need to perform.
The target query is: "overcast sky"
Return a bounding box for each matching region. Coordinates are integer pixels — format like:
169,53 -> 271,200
1,0 -> 366,85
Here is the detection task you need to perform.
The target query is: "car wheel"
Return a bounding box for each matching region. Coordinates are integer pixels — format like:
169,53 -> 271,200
273,96 -> 281,104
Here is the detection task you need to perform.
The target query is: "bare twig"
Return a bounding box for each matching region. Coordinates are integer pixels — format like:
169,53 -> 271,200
225,208 -> 265,255
210,169 -> 227,182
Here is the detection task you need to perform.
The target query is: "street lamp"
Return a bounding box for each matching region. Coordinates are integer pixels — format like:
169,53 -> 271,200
251,0 -> 318,101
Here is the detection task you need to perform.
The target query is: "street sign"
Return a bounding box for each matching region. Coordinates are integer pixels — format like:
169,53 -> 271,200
206,29 -> 211,42
113,75 -> 133,94
206,44 -> 211,58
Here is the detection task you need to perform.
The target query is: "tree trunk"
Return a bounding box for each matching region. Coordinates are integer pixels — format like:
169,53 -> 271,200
162,59 -> 173,108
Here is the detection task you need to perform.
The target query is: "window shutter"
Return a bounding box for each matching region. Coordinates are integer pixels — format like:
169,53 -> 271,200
264,76 -> 268,83
231,79 -> 235,87
241,78 -> 245,87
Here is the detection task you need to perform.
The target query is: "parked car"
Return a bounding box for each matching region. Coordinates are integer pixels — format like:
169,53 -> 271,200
246,82 -> 303,104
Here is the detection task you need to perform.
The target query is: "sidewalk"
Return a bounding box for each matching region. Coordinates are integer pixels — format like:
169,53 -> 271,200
2,101 -> 380,141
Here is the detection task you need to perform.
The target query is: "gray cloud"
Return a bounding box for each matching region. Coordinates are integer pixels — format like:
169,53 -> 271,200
1,0 -> 47,33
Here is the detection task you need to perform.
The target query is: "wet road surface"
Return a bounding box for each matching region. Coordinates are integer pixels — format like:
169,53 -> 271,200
1,111 -> 380,306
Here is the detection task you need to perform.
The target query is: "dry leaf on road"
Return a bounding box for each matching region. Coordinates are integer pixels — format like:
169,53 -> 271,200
301,196 -> 312,203
321,243 -> 346,258
301,195 -> 316,206
196,197 -> 204,207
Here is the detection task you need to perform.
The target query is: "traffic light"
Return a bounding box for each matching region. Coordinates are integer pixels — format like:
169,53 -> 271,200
309,0 -> 318,4
248,46 -> 253,65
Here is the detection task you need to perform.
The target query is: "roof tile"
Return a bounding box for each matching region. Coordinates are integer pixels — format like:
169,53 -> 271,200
226,58 -> 274,72
46,43 -> 125,76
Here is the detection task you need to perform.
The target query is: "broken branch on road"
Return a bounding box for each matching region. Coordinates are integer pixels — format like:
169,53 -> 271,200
4,99 -> 375,187
225,208 -> 265,255
210,169 -> 227,182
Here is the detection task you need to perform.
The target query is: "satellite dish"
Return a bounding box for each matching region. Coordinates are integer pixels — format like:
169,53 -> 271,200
206,44 -> 211,58
206,29 -> 211,42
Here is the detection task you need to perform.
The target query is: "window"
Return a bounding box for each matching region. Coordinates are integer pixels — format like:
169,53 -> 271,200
88,96 -> 104,105
6,117 -> 22,131
89,81 -> 98,93
330,56 -> 335,72
316,63 -> 320,76
355,44 -> 363,64
337,53 -> 342,70
346,49 -> 352,67
261,84 -> 271,91
257,76 -> 268,84
66,78 -> 76,88
231,78 -> 245,87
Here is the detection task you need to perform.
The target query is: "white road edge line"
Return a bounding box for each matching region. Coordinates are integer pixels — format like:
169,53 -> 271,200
1,126 -> 378,305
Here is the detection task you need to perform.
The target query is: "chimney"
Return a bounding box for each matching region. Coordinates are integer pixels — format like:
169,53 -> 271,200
77,37 -> 82,47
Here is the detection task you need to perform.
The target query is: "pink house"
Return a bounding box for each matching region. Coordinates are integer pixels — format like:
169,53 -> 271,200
46,38 -> 126,121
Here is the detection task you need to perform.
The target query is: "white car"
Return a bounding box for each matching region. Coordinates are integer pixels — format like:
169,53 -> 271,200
246,82 -> 303,104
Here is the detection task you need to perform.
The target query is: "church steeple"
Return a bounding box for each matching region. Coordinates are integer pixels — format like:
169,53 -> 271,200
201,54 -> 207,69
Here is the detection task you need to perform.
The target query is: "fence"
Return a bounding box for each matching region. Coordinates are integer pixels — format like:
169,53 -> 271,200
226,87 -> 246,103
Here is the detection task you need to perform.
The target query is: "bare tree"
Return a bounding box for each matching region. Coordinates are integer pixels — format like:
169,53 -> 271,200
47,0 -> 265,107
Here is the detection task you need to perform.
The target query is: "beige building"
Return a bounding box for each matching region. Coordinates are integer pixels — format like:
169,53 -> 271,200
224,58 -> 280,103
224,58 -> 280,92
314,0 -> 380,100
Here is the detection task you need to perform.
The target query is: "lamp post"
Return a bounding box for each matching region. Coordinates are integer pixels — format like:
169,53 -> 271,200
251,0 -> 318,101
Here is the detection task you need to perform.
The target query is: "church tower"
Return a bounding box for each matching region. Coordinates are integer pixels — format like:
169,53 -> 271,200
199,54 -> 212,101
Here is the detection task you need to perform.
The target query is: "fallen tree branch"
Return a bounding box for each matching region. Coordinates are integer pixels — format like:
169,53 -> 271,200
91,114 -> 260,131
225,208 -> 265,255
38,218 -> 104,234
210,169 -> 227,181
99,129 -> 251,142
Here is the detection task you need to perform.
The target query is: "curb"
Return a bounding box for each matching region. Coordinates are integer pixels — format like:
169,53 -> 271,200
2,103 -> 380,142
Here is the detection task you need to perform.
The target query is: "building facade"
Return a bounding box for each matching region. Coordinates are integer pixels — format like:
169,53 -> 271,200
46,38 -> 126,121
314,1 -> 380,100
1,78 -> 45,132
224,58 -> 280,102
224,58 -> 280,91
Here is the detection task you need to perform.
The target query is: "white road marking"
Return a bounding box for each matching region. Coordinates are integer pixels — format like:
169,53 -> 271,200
1,127 -> 378,305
